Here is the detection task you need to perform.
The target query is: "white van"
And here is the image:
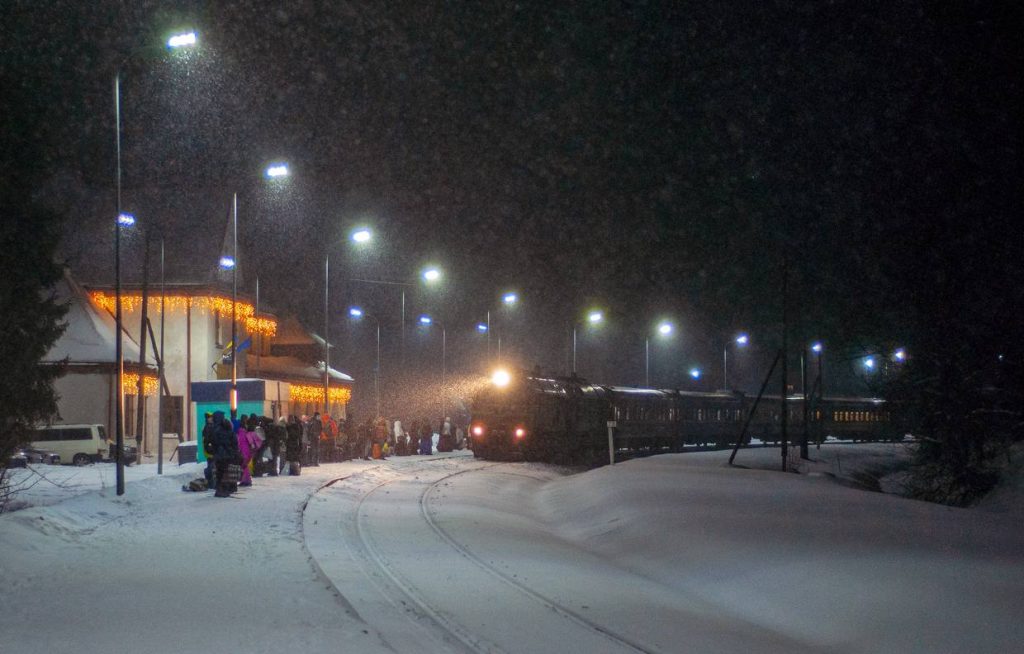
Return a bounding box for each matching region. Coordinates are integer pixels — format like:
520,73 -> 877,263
29,424 -> 133,466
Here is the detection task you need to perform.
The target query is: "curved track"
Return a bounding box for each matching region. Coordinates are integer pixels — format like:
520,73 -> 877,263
303,455 -> 824,654
419,467 -> 654,653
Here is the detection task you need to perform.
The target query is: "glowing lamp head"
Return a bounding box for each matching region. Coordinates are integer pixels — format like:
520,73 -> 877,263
477,323 -> 488,333
811,342 -> 823,354
351,228 -> 372,243
167,31 -> 197,49
349,307 -> 363,318
472,425 -> 484,437
423,268 -> 441,283
657,322 -> 673,336
587,310 -> 604,324
736,334 -> 749,346
491,368 -> 511,388
689,368 -> 701,379
503,293 -> 518,305
864,357 -> 876,370
117,213 -> 135,227
219,256 -> 235,269
265,163 -> 289,178
514,427 -> 526,439
418,315 -> 432,326
893,348 -> 907,362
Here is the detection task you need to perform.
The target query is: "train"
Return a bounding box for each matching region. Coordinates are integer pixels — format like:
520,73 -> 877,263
469,370 -> 899,465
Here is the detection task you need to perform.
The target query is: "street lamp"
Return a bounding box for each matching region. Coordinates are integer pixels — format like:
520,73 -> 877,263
485,290 -> 520,364
723,332 -> 749,390
572,310 -> 604,375
419,314 -> 447,417
893,348 -> 907,362
347,264 -> 439,371
322,227 -> 374,421
166,31 -> 197,48
349,307 -> 381,417
113,30 -> 197,495
689,367 -> 702,380
265,163 -> 289,178
645,321 -> 674,387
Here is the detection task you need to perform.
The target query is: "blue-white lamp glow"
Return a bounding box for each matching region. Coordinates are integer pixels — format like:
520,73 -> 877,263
423,268 -> 441,283
351,228 -> 372,243
503,293 -> 518,305
349,307 -> 363,318
864,356 -> 876,370
477,323 -> 488,333
811,342 -> 823,354
218,256 -> 235,269
893,348 -> 907,362
419,315 -> 432,325
587,310 -> 604,324
736,334 -> 749,346
265,163 -> 289,178
657,322 -> 673,336
117,213 -> 135,227
167,31 -> 197,49
689,367 -> 702,379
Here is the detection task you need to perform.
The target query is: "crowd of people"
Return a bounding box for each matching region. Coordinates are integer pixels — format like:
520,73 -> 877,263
199,411 -> 466,498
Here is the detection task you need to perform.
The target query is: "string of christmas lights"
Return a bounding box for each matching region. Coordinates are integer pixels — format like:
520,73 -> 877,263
123,372 -> 159,396
289,384 -> 352,405
89,292 -> 277,336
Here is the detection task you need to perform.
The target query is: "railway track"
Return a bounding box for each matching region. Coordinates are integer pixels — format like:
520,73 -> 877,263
307,456 -> 660,653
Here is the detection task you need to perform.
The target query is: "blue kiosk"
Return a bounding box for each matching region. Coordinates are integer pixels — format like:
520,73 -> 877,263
191,379 -> 292,461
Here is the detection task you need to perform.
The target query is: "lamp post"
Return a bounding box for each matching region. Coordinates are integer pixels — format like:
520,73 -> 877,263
572,310 -> 604,375
113,30 -> 196,495
645,321 -> 674,387
347,265 -> 441,369
419,315 -> 447,417
349,307 -> 381,418
481,290 -> 519,366
722,333 -> 749,391
322,226 -> 375,418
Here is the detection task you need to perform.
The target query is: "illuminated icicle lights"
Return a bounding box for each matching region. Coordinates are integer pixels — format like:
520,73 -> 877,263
89,292 -> 278,336
123,372 -> 159,396
289,385 -> 352,405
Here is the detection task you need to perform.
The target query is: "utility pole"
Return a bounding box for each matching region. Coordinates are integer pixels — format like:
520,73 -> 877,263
780,259 -> 789,472
136,232 -> 151,457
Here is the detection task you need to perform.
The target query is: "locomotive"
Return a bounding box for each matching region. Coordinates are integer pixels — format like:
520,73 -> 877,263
469,370 -> 897,465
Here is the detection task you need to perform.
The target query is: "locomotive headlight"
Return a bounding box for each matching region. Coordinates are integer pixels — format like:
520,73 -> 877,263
492,368 -> 511,388
472,425 -> 485,437
514,427 -> 526,439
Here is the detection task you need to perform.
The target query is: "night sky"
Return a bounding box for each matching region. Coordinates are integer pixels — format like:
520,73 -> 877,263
3,1 -> 1021,417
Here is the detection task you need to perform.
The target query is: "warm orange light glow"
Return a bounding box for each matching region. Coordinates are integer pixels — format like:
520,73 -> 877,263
472,425 -> 484,437
289,384 -> 352,405
491,368 -> 511,388
89,292 -> 278,336
122,372 -> 158,396
514,427 -> 526,439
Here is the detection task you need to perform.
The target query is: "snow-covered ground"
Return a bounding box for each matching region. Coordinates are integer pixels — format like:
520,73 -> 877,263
2,444 -> 1021,653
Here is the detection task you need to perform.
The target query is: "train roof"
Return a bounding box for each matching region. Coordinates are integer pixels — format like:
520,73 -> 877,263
478,375 -> 885,406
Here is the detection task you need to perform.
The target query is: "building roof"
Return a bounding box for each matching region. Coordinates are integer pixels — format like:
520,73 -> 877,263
246,354 -> 353,384
273,316 -> 320,346
44,271 -> 157,367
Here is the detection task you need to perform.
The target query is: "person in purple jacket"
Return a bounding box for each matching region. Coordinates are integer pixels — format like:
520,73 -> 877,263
237,416 -> 261,487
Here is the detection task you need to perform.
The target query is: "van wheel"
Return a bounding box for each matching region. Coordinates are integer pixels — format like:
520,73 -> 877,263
72,453 -> 91,466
